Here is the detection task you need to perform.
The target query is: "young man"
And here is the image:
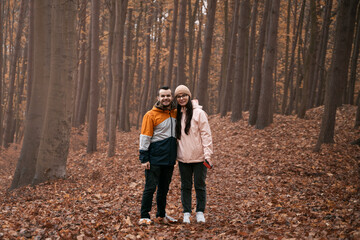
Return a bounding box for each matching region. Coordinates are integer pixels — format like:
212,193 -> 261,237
138,86 -> 178,225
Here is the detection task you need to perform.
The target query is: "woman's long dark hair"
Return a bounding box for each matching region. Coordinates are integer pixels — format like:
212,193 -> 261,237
176,99 -> 193,140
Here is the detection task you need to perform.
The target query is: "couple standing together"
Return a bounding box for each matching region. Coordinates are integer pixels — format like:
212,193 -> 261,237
138,85 -> 213,225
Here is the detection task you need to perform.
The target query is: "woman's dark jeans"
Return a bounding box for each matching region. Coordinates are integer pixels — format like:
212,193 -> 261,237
178,161 -> 207,213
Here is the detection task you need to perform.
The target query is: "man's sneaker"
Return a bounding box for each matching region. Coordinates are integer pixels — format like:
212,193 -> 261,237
138,218 -> 152,226
165,214 -> 178,223
154,216 -> 170,225
183,212 -> 191,224
196,212 -> 205,223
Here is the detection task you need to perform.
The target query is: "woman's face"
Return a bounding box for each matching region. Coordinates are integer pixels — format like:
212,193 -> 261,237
176,94 -> 189,107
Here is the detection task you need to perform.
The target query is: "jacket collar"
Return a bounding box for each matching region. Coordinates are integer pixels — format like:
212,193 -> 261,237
154,101 -> 176,111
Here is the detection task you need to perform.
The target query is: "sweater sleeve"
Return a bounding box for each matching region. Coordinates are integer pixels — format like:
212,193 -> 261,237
198,110 -> 213,161
139,113 -> 153,163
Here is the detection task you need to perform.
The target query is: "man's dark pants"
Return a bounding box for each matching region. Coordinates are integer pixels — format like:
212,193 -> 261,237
140,164 -> 174,219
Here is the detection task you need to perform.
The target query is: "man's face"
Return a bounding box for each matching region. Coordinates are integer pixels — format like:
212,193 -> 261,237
157,89 -> 173,107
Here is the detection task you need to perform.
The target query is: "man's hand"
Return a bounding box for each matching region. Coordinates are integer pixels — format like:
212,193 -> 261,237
142,162 -> 150,170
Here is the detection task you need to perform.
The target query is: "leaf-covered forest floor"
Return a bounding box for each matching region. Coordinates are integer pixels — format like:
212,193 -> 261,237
1,105 -> 359,239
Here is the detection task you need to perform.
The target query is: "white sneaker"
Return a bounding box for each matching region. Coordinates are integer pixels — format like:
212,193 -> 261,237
138,218 -> 152,225
165,213 -> 178,223
196,212 -> 205,223
183,212 -> 191,224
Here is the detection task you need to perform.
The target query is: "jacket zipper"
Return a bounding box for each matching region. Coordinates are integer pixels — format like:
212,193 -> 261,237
169,110 -> 173,137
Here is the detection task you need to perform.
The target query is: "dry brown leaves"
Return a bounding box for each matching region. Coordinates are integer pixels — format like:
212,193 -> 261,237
0,105 -> 359,239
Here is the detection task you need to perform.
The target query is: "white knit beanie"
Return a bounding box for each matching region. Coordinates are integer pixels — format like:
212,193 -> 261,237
174,85 -> 192,98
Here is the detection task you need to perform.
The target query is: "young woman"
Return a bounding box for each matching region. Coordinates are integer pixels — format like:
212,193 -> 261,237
174,85 -> 213,224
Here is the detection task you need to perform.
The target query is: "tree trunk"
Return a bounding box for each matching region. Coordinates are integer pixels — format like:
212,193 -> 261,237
136,61 -> 143,129
315,0 -> 359,151
10,0 -> 52,190
298,0 -> 318,118
77,27 -> 91,126
217,0 -> 229,113
26,0 -> 35,115
314,0 -> 332,107
249,0 -> 270,125
108,0 -> 128,157
105,0 -> 115,136
33,0 -> 77,184
0,0 -> 3,147
136,58 -> 144,130
3,0 -> 27,148
73,0 -> 88,128
166,0 -> 178,88
347,3 -> 360,105
87,0 -> 101,153
281,0 -> 292,114
231,0 -> 250,122
256,0 -> 280,129
220,0 -> 240,117
192,8 -> 202,97
15,43 -> 28,143
287,0 -> 306,115
129,2 -> 143,126
355,91 -> 360,128
196,0 -> 217,112
115,0 -> 128,130
341,1 -> 358,105
244,0 -> 258,111
188,0 -> 199,93
148,8 -> 162,110
177,0 -> 187,86
119,9 -> 132,131
139,7 -> 152,122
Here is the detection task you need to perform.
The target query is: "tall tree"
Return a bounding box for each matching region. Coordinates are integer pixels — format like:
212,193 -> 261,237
298,0 -> 318,118
196,0 -> 217,112
32,0 -> 77,184
26,0 -> 35,114
287,0 -> 306,114
217,0 -> 229,113
256,0 -> 281,129
281,0 -> 292,114
249,0 -> 271,125
231,0 -> 250,122
148,7 -> 162,109
355,91 -> 360,128
0,0 -> 3,147
14,43 -> 28,143
10,0 -> 52,190
119,9 -> 132,132
347,3 -> 360,105
138,6 -> 152,122
314,0 -> 332,107
188,0 -> 199,94
129,2 -> 143,124
105,0 -> 115,135
177,0 -> 187,86
220,0 -> 240,117
244,0 -> 258,111
315,0 -> 359,151
87,0 -> 101,153
166,0 -> 178,88
73,0 -> 88,128
192,5 -> 203,96
77,26 -> 92,127
108,0 -> 128,157
3,0 -> 27,148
